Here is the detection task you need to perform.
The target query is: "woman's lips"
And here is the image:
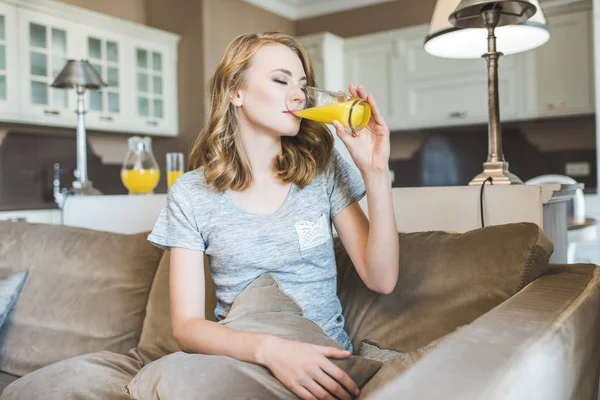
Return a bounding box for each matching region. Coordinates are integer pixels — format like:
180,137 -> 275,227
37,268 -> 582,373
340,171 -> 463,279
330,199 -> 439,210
283,111 -> 300,119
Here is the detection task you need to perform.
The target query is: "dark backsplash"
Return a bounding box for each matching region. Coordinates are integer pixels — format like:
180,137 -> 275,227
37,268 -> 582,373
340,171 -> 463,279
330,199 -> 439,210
0,114 -> 597,210
0,132 -> 126,210
389,116 -> 597,193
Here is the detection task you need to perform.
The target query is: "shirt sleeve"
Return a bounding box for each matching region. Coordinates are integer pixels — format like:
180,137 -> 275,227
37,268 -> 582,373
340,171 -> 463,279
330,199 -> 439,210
327,148 -> 366,218
147,179 -> 206,252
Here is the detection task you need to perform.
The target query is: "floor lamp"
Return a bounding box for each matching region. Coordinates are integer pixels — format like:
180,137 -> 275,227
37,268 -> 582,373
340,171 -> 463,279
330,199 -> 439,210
424,0 -> 551,185
51,60 -> 106,203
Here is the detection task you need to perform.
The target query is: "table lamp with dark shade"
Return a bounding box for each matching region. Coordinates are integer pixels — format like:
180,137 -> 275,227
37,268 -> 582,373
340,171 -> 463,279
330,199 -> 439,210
51,60 -> 107,202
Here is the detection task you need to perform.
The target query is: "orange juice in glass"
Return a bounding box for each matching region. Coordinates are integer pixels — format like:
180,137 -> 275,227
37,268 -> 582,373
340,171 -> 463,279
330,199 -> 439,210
166,152 -> 184,189
289,86 -> 371,131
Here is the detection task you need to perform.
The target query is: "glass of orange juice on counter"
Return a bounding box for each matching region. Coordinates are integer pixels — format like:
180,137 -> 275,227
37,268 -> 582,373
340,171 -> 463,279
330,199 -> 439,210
121,136 -> 160,195
289,86 -> 371,132
166,152 -> 184,189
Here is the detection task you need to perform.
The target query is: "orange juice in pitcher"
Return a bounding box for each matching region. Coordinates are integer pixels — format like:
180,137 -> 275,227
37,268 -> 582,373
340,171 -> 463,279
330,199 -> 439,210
121,136 -> 160,195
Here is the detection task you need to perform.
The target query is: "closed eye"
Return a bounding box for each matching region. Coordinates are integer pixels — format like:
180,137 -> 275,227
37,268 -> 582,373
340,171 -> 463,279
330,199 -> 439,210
274,79 -> 288,85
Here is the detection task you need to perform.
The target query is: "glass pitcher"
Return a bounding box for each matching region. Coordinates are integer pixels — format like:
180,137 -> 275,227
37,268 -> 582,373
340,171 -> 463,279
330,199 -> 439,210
121,136 -> 160,195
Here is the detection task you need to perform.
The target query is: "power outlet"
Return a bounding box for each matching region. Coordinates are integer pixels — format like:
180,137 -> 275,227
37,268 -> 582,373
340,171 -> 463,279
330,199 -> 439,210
565,162 -> 590,177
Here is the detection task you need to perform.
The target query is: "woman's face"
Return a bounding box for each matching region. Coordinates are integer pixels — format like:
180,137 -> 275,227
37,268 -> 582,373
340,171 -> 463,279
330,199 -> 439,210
232,43 -> 307,137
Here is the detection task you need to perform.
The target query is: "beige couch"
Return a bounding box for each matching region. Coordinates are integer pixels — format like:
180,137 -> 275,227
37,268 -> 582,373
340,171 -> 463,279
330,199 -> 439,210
0,221 -> 597,399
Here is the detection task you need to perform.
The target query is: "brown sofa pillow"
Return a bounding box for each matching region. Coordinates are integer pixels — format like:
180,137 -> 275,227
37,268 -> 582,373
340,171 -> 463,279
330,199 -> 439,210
136,251 -> 216,365
0,222 -> 164,376
126,273 -> 381,399
335,222 -> 553,353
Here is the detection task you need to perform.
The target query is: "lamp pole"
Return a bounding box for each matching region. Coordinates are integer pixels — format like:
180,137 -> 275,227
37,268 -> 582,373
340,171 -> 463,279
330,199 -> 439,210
469,6 -> 523,185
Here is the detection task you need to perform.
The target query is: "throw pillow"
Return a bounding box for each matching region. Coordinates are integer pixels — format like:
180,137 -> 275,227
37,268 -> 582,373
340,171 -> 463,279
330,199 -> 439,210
335,222 -> 553,353
126,273 -> 382,400
0,270 -> 28,328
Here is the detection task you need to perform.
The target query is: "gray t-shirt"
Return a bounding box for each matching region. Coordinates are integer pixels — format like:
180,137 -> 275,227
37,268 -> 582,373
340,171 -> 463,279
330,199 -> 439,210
147,148 -> 366,351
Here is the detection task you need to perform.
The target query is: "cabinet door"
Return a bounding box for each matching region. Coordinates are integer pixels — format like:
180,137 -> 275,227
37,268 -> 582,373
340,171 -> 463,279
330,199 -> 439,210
344,34 -> 404,130
0,3 -> 17,116
532,10 -> 594,117
401,27 -> 522,128
129,40 -> 177,136
18,9 -> 77,126
78,27 -> 128,129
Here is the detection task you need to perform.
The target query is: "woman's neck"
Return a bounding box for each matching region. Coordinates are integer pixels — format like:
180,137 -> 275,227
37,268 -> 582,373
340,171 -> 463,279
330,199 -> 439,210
238,125 -> 282,184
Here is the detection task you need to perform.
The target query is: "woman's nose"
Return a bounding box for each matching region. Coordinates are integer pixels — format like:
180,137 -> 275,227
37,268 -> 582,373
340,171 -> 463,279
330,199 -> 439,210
288,86 -> 306,106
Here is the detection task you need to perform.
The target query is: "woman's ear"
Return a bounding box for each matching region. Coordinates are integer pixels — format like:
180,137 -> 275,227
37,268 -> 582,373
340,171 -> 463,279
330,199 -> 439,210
230,89 -> 243,107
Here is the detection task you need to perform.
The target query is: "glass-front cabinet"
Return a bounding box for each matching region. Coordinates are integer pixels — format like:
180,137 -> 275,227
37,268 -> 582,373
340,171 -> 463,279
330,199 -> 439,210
130,40 -> 177,135
0,2 -> 17,117
77,26 -> 126,128
12,2 -> 180,136
18,9 -> 77,126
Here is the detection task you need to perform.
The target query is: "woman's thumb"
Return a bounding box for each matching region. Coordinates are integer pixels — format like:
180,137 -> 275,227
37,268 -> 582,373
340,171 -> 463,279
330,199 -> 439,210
332,120 -> 349,143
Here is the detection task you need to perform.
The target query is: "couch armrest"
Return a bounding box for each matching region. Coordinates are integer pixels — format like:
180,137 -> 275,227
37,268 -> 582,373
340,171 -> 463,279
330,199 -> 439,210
371,264 -> 600,400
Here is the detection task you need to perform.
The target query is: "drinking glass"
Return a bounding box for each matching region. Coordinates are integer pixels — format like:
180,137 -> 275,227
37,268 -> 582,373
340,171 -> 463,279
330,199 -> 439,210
166,152 -> 184,189
288,86 -> 372,131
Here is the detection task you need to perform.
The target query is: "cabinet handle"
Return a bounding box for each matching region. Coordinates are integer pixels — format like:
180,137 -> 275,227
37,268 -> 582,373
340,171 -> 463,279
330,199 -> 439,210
147,120 -> 158,126
547,101 -> 568,110
44,109 -> 60,116
449,111 -> 468,119
99,115 -> 114,122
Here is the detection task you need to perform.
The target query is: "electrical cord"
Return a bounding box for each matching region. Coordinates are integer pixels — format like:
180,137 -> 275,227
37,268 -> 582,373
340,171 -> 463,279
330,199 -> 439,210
480,176 -> 493,228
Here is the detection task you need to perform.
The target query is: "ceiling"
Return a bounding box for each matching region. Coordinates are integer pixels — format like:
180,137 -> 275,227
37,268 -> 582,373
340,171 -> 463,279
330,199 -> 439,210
240,0 -> 396,20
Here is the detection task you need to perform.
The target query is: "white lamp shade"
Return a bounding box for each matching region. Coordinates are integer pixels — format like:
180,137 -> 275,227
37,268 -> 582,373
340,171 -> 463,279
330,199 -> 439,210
424,0 -> 551,59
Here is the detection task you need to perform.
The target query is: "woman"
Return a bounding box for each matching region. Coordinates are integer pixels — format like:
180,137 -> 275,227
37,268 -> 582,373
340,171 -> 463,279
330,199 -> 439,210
148,31 -> 399,400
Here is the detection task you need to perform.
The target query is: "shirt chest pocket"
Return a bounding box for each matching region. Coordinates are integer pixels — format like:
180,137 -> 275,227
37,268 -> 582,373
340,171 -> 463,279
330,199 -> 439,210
295,214 -> 332,266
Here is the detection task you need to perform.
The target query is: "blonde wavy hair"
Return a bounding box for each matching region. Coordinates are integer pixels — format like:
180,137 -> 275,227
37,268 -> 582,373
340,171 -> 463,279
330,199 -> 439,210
188,31 -> 334,192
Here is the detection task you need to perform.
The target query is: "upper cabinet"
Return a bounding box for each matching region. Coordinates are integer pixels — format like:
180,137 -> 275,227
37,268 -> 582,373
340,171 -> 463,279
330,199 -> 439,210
526,9 -> 594,118
78,26 -> 127,128
344,31 -> 405,130
0,0 -> 180,136
300,1 -> 594,131
0,2 -> 17,118
18,9 -> 77,127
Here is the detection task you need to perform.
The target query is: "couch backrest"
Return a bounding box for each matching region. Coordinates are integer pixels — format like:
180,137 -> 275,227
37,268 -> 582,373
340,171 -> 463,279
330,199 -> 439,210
335,222 -> 554,353
0,222 -> 163,377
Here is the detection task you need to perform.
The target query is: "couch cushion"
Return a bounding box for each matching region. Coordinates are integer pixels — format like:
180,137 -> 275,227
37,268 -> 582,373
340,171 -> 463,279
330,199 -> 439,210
0,349 -> 142,400
136,251 -> 216,365
0,372 -> 18,396
335,222 -> 553,353
0,222 -> 163,376
126,273 -> 381,399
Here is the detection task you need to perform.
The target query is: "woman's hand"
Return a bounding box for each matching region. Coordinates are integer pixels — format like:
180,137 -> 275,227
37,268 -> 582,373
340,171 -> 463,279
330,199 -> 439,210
258,336 -> 360,400
333,84 -> 391,175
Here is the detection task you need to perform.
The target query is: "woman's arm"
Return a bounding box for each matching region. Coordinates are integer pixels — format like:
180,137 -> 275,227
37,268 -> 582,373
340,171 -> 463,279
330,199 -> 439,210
169,247 -> 360,400
332,172 -> 398,295
332,84 -> 399,294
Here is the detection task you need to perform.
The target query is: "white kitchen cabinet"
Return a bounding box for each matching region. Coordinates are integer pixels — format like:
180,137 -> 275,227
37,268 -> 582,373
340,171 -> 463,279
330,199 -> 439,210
17,8 -> 77,128
343,30 -> 405,130
296,32 -> 344,92
3,0 -> 180,136
127,39 -> 178,136
77,26 -> 128,130
400,25 -> 524,128
0,2 -> 17,118
527,9 -> 594,118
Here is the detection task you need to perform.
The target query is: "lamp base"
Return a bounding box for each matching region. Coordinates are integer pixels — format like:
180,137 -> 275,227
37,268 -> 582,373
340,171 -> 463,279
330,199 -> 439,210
71,180 -> 103,196
468,161 -> 523,186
